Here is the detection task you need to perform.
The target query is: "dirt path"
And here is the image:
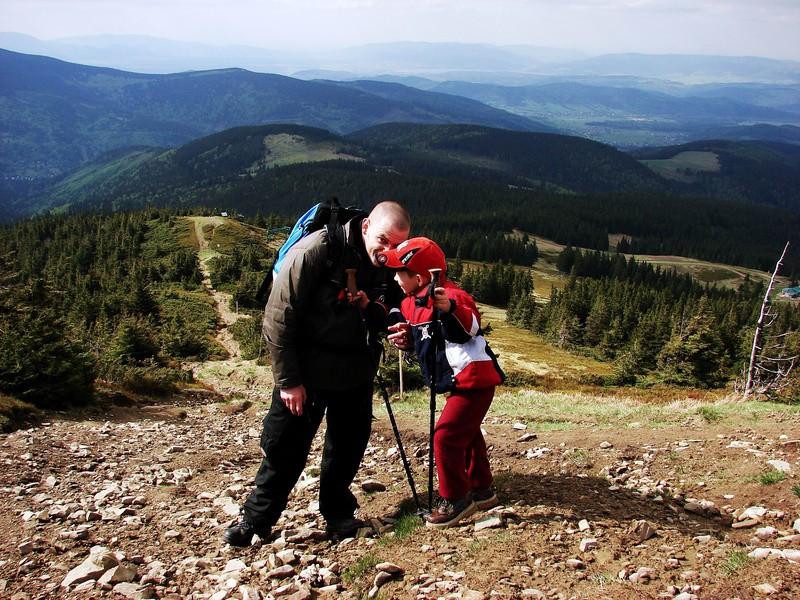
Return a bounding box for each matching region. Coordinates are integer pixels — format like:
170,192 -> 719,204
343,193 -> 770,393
184,217 -> 273,402
1,391 -> 798,598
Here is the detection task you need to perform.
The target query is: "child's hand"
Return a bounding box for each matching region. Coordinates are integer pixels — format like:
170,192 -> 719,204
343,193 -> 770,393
347,290 -> 369,310
433,287 -> 451,312
387,322 -> 412,350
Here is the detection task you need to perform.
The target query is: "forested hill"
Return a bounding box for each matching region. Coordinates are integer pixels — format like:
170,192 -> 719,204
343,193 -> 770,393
13,122 -> 800,274
0,49 -> 546,180
634,140 -> 800,210
19,122 -> 669,217
348,123 -> 667,193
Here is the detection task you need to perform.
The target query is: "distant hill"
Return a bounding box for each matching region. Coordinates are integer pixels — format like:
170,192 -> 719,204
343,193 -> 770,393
19,122 -> 669,217
688,124 -> 800,145
349,122 -> 668,194
634,140 -> 800,210
0,49 -> 547,180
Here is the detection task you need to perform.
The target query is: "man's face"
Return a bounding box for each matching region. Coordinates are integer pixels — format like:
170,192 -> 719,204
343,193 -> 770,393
362,216 -> 409,267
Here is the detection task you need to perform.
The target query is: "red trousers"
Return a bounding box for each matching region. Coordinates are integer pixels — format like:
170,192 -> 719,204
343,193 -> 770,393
433,386 -> 495,501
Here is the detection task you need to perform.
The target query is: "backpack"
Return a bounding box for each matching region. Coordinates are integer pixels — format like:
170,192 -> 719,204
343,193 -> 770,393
255,197 -> 367,304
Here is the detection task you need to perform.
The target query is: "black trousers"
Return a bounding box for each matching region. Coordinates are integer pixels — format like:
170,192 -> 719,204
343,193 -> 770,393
242,383 -> 373,527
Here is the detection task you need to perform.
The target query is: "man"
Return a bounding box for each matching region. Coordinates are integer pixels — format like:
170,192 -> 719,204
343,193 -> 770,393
223,201 -> 411,546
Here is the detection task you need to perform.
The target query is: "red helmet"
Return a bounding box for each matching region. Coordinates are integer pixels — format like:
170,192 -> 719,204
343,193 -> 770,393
378,237 -> 446,275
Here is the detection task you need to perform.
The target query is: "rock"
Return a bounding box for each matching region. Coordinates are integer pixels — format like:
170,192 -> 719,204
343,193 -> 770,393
753,583 -> 779,596
276,550 -> 298,566
578,519 -> 591,532
375,562 -> 404,575
748,548 -> 782,560
579,538 -> 598,552
17,540 -> 35,555
267,565 -> 295,579
565,559 -> 585,569
521,590 -> 546,599
463,591 -> 487,600
599,441 -> 613,449
674,594 -> 698,600
475,515 -> 503,531
61,546 -> 119,587
756,526 -> 778,540
739,506 -> 768,521
361,480 -> 387,493
732,518 -> 760,529
784,549 -> 800,563
766,459 -> 792,473
512,422 -> 527,430
793,518 -> 800,533
516,433 -> 537,443
629,520 -> 657,543
223,558 -> 247,573
98,565 -> 138,585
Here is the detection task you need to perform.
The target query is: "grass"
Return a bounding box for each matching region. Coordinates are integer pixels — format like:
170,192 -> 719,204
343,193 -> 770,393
759,470 -> 787,485
720,550 -> 750,577
342,552 -> 380,585
792,484 -> 800,498
697,405 -> 724,423
0,393 -> 39,433
564,448 -> 592,468
378,389 -> 800,431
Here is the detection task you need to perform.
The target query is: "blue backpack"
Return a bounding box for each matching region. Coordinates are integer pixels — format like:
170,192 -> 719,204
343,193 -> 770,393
255,197 -> 367,304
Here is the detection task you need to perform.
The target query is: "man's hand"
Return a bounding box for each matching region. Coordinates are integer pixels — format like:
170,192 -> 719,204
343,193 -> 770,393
347,290 -> 370,310
433,287 -> 451,313
280,384 -> 307,416
387,322 -> 412,350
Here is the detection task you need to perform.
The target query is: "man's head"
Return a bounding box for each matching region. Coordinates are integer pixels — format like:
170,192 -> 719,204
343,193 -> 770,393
377,237 -> 447,295
361,201 -> 411,267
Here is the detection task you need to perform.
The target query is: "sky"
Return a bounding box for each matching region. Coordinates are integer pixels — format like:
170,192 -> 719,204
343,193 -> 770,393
2,0 -> 800,60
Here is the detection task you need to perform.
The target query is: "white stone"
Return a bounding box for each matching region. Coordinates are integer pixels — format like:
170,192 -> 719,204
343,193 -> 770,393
474,516 -> 503,531
766,460 -> 792,473
578,519 -> 591,531
579,538 -> 598,552
740,506 -> 768,521
512,422 -> 527,430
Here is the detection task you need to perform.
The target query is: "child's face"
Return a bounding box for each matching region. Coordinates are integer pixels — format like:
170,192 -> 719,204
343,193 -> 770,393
394,269 -> 431,295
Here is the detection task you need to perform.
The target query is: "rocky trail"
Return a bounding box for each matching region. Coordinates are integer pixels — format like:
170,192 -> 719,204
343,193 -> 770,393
1,391 -> 799,599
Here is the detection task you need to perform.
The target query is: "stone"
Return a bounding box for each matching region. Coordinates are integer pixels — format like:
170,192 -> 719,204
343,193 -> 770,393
783,549 -> 800,563
17,540 -> 35,555
565,559 -> 585,569
629,520 -> 657,543
512,422 -> 527,430
739,506 -> 768,521
753,583 -> 778,596
277,550 -> 298,566
732,518 -> 760,529
61,547 -> 119,587
267,565 -> 295,579
463,591 -> 487,600
375,562 -> 404,574
578,519 -> 591,532
475,515 -> 503,531
98,565 -> 138,585
521,590 -> 546,599
756,526 -> 778,540
223,558 -> 247,573
792,518 -> 800,533
361,480 -> 387,493
516,433 -> 537,443
766,460 -> 792,473
599,441 -> 613,449
579,538 -> 598,552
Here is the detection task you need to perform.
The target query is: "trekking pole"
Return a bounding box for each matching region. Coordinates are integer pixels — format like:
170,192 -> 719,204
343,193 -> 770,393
425,268 -> 443,512
375,365 -> 423,514
347,268 -> 423,514
398,349 -> 404,401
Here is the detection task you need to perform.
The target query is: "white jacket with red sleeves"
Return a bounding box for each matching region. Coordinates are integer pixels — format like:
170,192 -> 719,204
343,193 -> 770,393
399,280 -> 504,392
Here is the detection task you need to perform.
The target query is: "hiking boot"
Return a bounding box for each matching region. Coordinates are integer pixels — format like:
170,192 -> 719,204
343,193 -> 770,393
222,517 -> 271,547
425,497 -> 477,528
325,516 -> 367,539
471,487 -> 499,510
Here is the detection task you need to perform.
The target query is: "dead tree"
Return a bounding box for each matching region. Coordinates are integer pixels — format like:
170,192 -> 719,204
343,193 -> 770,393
743,241 -> 797,397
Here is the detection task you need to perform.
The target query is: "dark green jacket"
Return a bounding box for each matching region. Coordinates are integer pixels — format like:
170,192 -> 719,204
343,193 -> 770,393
262,218 -> 399,391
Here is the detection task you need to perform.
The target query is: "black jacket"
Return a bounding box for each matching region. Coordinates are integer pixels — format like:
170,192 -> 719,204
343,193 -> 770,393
262,218 -> 400,391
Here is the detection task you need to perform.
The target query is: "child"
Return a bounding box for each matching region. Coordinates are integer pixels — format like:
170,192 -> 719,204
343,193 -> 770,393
380,237 -> 505,528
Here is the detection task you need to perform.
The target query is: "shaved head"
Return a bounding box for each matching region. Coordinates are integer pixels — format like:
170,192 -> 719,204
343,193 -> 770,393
369,200 -> 410,234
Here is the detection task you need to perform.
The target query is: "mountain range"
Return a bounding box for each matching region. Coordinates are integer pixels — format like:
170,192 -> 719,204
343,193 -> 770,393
10,122 -> 800,223
0,48 -> 550,180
